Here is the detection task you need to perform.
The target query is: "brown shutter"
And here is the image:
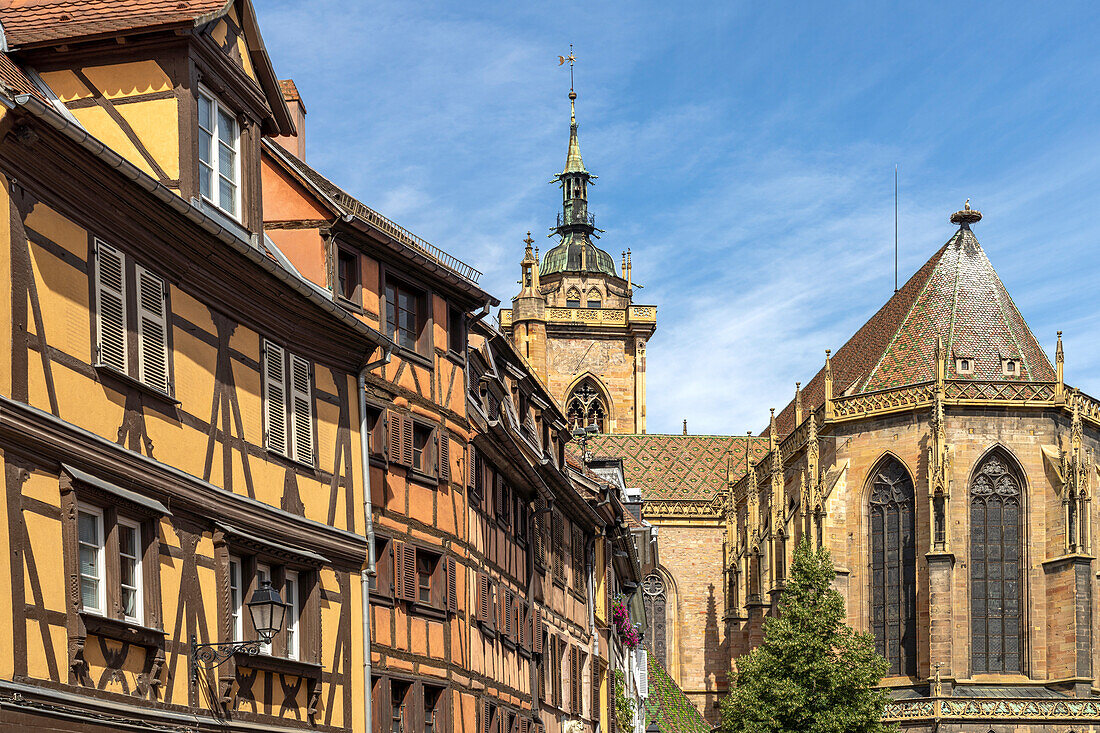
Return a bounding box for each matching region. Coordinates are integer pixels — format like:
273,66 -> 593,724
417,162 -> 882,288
495,475 -> 504,518
570,646 -> 577,713
519,718 -> 529,733
400,543 -> 417,603
477,573 -> 489,624
388,410 -> 402,464
438,428 -> 450,482
401,414 -> 414,467
467,444 -> 478,491
531,607 -> 543,653
446,557 -> 458,613
518,603 -> 528,648
553,515 -> 565,577
481,699 -> 491,733
393,541 -> 405,600
488,704 -> 499,733
497,584 -> 506,632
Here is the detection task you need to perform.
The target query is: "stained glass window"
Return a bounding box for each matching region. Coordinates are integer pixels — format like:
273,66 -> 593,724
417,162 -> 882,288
642,572 -> 667,667
970,452 -> 1023,673
870,456 -> 917,676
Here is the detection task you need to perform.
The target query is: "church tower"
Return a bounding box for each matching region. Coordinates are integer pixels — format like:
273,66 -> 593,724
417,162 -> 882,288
502,87 -> 657,434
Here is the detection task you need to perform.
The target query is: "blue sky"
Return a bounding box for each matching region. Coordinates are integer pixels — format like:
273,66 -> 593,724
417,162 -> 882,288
259,1 -> 1100,435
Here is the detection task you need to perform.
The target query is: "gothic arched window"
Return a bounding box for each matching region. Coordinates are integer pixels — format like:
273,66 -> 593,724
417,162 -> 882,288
970,451 -> 1024,673
566,287 -> 581,308
566,378 -> 608,433
869,456 -> 917,676
642,572 -> 667,667
586,289 -> 602,309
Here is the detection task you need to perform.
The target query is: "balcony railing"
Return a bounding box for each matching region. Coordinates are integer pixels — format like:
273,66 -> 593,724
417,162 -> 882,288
555,210 -> 596,229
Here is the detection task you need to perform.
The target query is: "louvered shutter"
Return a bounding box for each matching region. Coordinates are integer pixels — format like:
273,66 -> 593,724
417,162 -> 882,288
519,718 -> 529,733
93,239 -> 127,373
504,590 -> 514,640
438,428 -> 450,482
636,647 -> 648,695
495,475 -> 504,520
289,354 -> 315,464
531,607 -> 543,653
263,341 -> 288,456
569,646 -> 577,713
478,573 -> 490,624
481,699 -> 491,733
497,585 -> 506,632
446,557 -> 458,613
518,603 -> 527,648
400,543 -> 417,603
553,515 -> 565,577
467,444 -> 477,490
135,265 -> 169,394
393,540 -> 405,600
388,410 -> 402,464
401,414 -> 414,467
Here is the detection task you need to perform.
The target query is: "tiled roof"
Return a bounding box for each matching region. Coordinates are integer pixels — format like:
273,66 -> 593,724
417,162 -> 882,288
772,220 -> 1055,437
0,52 -> 48,102
0,0 -> 228,46
589,434 -> 768,501
644,652 -> 711,733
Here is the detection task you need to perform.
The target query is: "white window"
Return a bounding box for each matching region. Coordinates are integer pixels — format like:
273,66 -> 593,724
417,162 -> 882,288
198,87 -> 241,219
117,518 -> 143,623
229,556 -> 243,642
256,563 -> 272,654
77,506 -> 105,615
263,340 -> 315,465
284,570 -> 299,660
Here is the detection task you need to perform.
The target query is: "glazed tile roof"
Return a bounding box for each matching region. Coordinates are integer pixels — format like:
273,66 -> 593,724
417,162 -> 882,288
771,220 -> 1055,437
0,0 -> 228,46
589,434 -> 768,501
644,652 -> 711,733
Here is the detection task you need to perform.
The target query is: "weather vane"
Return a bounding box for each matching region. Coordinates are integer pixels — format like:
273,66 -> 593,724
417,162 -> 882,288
558,44 -> 576,91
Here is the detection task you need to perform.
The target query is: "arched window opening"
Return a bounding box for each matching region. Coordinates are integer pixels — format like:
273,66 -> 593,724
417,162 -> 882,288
970,451 -> 1023,674
586,289 -> 602,309
566,378 -> 608,433
642,572 -> 667,667
566,287 -> 581,308
870,456 -> 917,676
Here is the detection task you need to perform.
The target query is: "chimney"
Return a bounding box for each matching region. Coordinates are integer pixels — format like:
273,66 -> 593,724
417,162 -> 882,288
274,79 -> 307,159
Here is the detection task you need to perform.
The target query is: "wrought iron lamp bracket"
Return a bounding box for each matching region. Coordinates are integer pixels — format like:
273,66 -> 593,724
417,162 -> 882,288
190,634 -> 265,680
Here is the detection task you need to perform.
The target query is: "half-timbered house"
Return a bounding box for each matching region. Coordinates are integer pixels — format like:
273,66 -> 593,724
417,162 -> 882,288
0,1 -> 391,730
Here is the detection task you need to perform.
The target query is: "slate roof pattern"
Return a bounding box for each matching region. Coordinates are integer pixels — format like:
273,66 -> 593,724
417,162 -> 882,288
0,0 -> 228,46
771,221 -> 1055,438
589,434 -> 768,501
644,652 -> 711,733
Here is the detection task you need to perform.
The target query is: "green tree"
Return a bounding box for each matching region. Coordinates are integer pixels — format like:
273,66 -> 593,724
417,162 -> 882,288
720,539 -> 894,733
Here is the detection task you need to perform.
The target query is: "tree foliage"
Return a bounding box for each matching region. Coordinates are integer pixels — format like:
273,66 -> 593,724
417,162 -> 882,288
720,539 -> 894,733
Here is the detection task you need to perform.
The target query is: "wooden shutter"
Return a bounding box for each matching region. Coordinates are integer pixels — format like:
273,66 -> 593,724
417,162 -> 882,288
531,607 -> 543,653
446,557 -> 458,613
289,353 -> 315,464
388,410 -> 402,464
519,718 -> 529,733
496,585 -> 506,632
400,543 -> 417,603
438,428 -> 450,482
467,444 -> 478,490
495,475 -> 505,520
569,646 -> 577,713
477,573 -> 490,624
401,414 -> 414,467
480,699 -> 491,733
393,541 -> 405,600
553,515 -> 565,577
135,265 -> 169,393
263,340 -> 288,456
93,239 -> 127,373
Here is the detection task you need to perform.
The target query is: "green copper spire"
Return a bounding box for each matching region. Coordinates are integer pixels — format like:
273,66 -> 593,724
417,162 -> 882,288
563,91 -> 587,175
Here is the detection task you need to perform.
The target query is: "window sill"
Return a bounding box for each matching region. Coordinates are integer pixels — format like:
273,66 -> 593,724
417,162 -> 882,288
477,621 -> 497,639
369,591 -> 395,608
409,603 -> 447,621
233,650 -> 322,680
335,295 -> 364,314
408,469 -> 440,488
392,344 -> 433,370
369,454 -> 388,470
568,588 -> 587,604
264,447 -> 318,473
446,349 -> 466,366
80,610 -> 165,648
94,364 -> 179,406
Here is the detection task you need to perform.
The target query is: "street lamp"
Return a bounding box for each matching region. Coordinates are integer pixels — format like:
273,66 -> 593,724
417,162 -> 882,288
191,580 -> 288,680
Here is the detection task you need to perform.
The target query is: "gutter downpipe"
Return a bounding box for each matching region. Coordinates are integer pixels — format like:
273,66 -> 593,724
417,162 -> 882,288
360,345 -> 391,733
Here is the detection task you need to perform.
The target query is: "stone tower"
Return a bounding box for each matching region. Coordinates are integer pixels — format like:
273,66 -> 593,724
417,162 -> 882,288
502,88 -> 657,434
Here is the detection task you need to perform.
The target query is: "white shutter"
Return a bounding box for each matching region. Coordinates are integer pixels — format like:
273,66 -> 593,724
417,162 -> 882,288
263,340 -> 288,456
135,265 -> 170,394
636,647 -> 648,698
94,239 -> 127,373
290,353 -> 314,465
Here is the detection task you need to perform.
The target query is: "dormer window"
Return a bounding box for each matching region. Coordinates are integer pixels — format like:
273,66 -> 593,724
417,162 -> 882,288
1002,358 -> 1019,376
198,87 -> 241,219
955,357 -> 974,375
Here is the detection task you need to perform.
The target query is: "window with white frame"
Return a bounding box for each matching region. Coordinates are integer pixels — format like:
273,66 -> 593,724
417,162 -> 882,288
197,87 -> 241,218
117,518 -> 143,623
93,240 -> 172,395
284,569 -> 300,660
77,506 -> 105,615
262,340 -> 315,465
228,555 -> 243,642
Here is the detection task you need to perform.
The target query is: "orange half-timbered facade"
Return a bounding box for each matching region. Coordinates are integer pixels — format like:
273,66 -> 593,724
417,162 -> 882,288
0,1 -> 389,730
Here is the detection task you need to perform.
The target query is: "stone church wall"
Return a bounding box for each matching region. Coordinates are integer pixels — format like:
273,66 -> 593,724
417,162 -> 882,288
544,334 -> 637,433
